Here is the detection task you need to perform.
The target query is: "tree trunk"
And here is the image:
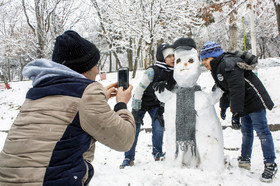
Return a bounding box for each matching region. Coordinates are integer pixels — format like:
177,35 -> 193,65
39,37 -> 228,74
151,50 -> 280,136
274,1 -> 280,36
228,3 -> 238,51
109,46 -> 112,73
229,22 -> 238,51
132,36 -> 143,78
20,57 -> 23,81
249,0 -> 257,55
8,59 -> 11,82
127,38 -> 133,71
259,37 -> 266,59
35,0 -> 45,58
112,51 -> 122,69
145,37 -> 154,68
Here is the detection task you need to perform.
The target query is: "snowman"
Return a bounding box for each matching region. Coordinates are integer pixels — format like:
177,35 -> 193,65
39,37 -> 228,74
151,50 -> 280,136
155,38 -> 224,172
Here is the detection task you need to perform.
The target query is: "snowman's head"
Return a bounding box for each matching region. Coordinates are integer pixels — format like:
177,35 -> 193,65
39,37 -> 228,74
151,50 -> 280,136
173,48 -> 201,88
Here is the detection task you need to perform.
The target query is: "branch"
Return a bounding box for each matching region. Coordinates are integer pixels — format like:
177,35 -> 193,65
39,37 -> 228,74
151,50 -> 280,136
106,3 -> 142,36
91,0 -> 109,42
22,0 -> 35,34
216,0 -> 248,24
45,0 -> 62,33
0,0 -> 12,7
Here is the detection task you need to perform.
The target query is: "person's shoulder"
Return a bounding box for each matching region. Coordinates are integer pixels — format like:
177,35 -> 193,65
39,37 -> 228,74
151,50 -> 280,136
146,65 -> 155,71
223,52 -> 243,61
222,52 -> 243,71
142,66 -> 155,83
84,81 -> 105,94
145,66 -> 155,75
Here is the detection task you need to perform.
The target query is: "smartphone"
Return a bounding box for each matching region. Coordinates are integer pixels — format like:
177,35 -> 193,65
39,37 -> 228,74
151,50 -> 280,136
118,67 -> 129,89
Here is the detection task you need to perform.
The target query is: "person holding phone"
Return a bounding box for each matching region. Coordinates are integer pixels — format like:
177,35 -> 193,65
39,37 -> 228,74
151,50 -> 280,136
120,43 -> 176,168
0,30 -> 135,186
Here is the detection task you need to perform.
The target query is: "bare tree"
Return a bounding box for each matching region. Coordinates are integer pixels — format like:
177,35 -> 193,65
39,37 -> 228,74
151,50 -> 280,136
253,0 -> 279,57
90,0 -> 204,76
91,0 -> 123,72
22,0 -> 90,59
0,0 -> 34,81
22,0 -> 60,58
199,0 -> 248,51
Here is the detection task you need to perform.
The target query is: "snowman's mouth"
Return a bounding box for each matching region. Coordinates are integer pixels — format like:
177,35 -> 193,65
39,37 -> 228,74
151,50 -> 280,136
180,68 -> 189,71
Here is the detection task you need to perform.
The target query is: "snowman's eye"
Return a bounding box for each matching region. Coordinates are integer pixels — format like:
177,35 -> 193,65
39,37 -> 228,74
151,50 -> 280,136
176,58 -> 181,64
188,58 -> 194,63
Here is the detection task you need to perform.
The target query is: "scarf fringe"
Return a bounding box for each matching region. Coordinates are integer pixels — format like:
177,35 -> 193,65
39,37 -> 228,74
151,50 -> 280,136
176,140 -> 197,156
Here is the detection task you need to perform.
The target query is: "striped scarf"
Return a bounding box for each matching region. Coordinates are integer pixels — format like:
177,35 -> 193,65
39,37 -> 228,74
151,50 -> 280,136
154,61 -> 174,72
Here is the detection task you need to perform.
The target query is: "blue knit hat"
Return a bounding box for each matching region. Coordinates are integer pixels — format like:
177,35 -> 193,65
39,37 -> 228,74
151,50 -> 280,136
200,41 -> 223,60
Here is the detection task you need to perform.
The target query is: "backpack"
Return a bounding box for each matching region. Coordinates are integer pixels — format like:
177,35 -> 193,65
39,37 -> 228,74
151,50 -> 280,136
233,51 -> 258,70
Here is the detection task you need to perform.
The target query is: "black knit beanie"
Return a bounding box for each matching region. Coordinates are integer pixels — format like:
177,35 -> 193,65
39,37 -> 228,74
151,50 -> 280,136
173,37 -> 196,51
52,30 -> 100,73
156,43 -> 174,62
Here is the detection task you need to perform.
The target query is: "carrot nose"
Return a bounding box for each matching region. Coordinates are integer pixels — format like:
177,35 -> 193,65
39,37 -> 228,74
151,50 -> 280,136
184,63 -> 188,66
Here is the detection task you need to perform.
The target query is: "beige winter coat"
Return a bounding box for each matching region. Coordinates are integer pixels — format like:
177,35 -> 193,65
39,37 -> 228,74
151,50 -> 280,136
0,82 -> 135,186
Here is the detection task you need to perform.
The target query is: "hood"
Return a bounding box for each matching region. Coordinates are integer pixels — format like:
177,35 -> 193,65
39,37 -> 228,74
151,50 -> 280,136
22,59 -> 86,87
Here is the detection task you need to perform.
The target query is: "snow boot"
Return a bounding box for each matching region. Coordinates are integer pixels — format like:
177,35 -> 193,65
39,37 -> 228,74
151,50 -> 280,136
237,156 -> 251,170
120,158 -> 134,169
154,152 -> 166,161
260,163 -> 278,183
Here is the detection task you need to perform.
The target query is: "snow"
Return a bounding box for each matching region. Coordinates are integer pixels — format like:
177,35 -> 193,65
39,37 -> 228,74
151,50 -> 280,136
1,59 -> 280,185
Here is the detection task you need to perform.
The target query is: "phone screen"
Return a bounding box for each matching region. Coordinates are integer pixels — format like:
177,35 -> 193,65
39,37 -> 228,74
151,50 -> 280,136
118,67 -> 129,89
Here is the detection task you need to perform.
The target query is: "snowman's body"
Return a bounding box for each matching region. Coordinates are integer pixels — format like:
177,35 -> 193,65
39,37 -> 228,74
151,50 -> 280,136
156,48 -> 224,172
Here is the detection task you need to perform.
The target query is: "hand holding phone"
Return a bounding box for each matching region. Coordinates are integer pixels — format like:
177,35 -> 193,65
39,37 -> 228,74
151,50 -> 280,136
105,82 -> 118,100
118,67 -> 129,90
116,84 -> 133,104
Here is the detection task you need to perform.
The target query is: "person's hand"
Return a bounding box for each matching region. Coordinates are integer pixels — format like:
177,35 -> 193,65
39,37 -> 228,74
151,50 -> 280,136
153,81 -> 168,93
154,106 -> 165,127
132,109 -> 143,125
220,108 -> 227,120
105,82 -> 118,100
211,84 -> 218,92
232,112 -> 241,129
116,84 -> 133,104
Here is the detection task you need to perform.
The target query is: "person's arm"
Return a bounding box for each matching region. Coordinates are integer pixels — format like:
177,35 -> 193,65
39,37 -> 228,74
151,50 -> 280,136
219,92 -> 229,109
132,68 -> 154,110
226,67 -> 245,113
79,82 -> 135,152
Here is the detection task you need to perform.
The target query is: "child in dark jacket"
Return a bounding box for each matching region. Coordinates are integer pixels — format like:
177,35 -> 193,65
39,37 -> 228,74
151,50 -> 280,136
200,41 -> 277,182
120,43 -> 176,168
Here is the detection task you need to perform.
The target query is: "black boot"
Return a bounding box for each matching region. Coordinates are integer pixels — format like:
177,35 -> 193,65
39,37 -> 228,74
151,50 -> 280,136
260,163 -> 278,182
237,156 -> 251,170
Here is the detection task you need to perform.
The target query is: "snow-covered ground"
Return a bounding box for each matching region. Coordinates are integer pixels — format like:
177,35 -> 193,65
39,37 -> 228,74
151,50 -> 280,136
0,58 -> 280,186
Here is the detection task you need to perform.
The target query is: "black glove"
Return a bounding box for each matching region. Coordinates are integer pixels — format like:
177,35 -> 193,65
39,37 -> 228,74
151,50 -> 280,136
153,81 -> 168,93
232,112 -> 241,129
154,106 -> 165,127
212,84 -> 218,92
220,108 -> 227,120
132,109 -> 143,125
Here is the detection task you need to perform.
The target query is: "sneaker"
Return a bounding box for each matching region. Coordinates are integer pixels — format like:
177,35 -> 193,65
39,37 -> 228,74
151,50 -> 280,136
237,156 -> 251,170
260,163 -> 278,182
120,158 -> 134,169
154,152 -> 166,161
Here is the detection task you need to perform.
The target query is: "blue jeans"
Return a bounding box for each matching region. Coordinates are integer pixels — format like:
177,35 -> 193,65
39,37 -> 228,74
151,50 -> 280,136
241,109 -> 276,163
124,107 -> 164,160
